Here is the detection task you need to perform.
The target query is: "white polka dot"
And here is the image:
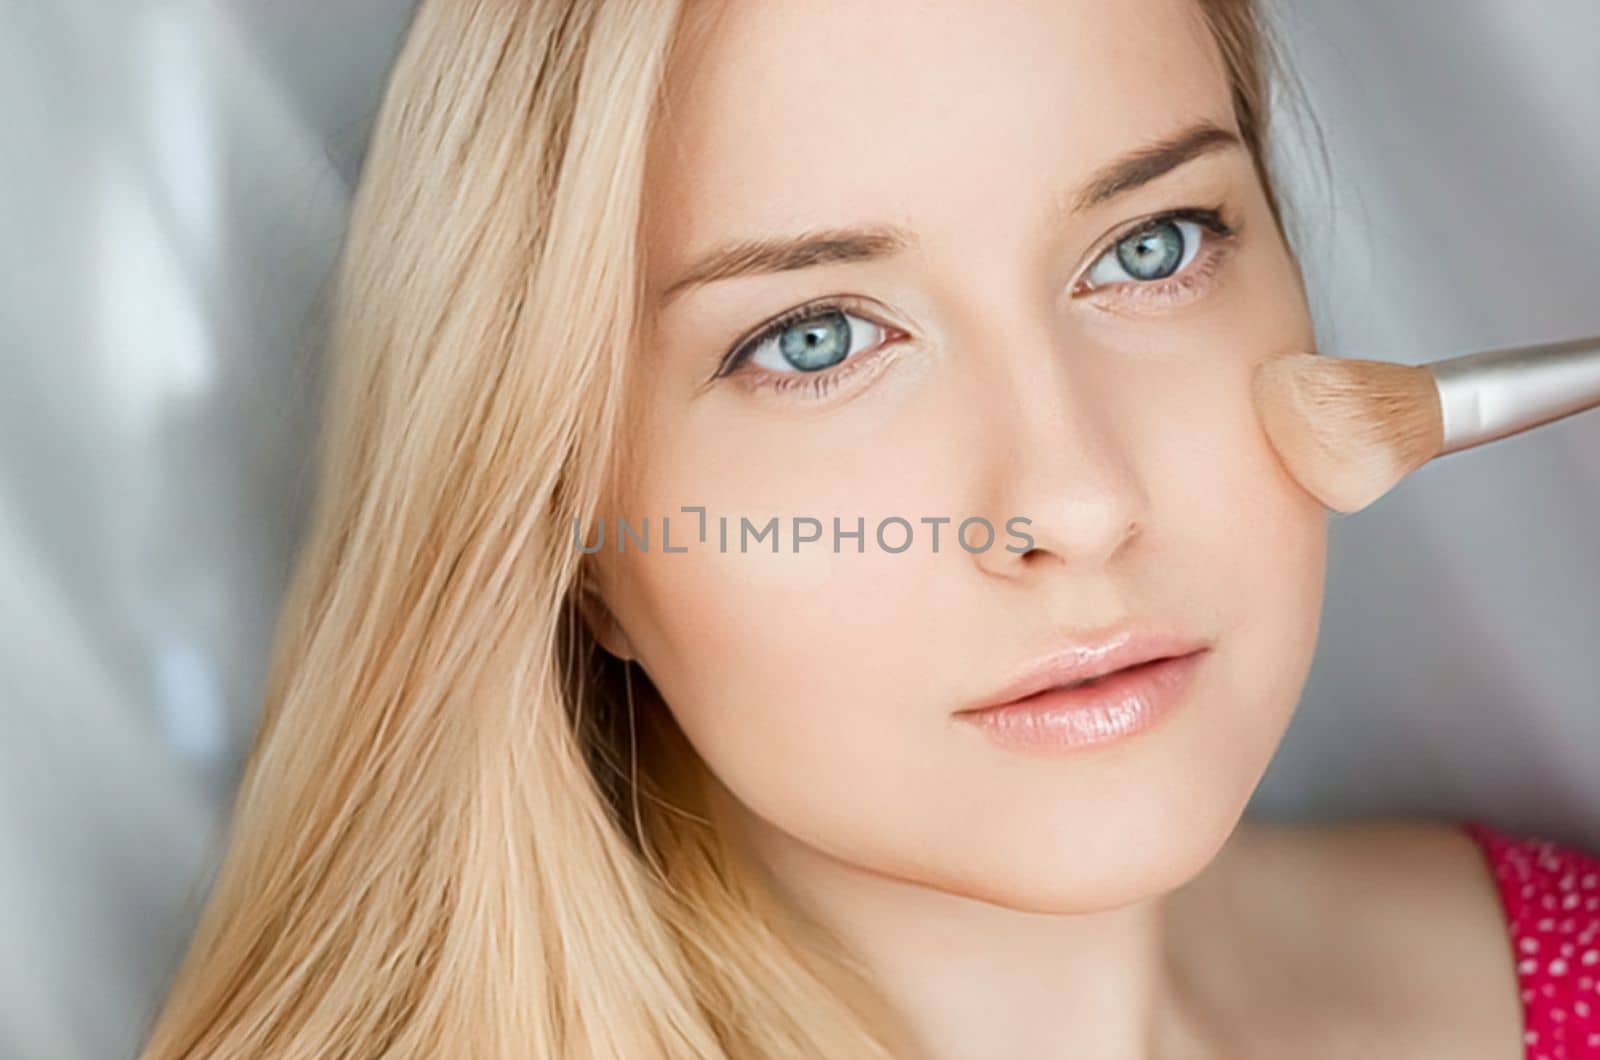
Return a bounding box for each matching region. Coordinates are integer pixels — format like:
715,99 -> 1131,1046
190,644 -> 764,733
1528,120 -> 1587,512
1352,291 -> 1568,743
1467,824 -> 1600,1051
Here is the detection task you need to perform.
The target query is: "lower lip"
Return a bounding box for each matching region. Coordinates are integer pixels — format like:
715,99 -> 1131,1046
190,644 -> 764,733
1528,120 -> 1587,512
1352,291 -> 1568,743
955,650 -> 1208,753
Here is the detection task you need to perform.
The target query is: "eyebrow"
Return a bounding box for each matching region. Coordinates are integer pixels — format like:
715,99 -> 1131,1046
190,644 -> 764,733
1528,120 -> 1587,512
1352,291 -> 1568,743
658,119 -> 1242,305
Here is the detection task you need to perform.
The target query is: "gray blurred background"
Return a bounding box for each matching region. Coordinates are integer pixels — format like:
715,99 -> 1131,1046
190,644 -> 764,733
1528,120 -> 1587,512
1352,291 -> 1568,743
0,2 -> 1595,1057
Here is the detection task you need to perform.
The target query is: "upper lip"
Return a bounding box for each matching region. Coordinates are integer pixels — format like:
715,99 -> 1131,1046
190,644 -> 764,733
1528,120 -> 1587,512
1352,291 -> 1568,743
959,624 -> 1212,713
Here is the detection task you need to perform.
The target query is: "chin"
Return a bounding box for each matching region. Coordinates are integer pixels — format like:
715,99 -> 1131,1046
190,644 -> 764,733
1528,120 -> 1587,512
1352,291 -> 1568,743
924,783 -> 1250,914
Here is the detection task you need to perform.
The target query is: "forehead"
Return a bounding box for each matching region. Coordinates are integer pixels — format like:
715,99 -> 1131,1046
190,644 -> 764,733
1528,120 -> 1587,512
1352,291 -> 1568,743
644,0 -> 1235,287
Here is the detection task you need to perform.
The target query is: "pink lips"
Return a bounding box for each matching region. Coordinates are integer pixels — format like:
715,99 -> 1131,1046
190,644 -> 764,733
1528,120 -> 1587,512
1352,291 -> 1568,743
954,627 -> 1211,752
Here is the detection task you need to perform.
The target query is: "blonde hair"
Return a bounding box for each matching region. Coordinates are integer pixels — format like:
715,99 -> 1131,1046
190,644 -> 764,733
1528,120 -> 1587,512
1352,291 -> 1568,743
139,2 -> 1289,1056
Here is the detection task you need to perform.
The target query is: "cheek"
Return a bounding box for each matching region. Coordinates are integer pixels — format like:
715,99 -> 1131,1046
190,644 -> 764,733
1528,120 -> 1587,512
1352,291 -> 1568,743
1175,363 -> 1328,668
1150,344 -> 1326,597
1134,220 -> 1327,639
603,419 -> 949,841
1128,271 -> 1329,765
1184,401 -> 1328,807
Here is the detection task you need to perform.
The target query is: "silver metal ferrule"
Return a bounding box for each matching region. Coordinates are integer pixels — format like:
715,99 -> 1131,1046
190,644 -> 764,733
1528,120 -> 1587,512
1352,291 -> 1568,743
1426,334 -> 1600,456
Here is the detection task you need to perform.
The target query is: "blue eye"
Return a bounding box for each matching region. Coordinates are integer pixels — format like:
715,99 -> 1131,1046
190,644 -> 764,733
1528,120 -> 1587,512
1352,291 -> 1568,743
1078,209 -> 1234,293
1119,220 -> 1187,279
737,306 -> 889,376
1086,218 -> 1202,286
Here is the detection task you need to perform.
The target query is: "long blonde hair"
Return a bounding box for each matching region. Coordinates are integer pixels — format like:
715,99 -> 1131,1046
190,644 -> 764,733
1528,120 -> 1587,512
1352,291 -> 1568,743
140,2 -> 1287,1056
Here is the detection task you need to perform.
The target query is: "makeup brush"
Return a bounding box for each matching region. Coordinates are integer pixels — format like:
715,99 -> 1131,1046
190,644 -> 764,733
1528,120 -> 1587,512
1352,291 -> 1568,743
1252,334 -> 1600,513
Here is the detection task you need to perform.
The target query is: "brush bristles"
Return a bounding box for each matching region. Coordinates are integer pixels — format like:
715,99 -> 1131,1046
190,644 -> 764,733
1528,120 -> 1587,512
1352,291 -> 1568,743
1251,353 -> 1445,513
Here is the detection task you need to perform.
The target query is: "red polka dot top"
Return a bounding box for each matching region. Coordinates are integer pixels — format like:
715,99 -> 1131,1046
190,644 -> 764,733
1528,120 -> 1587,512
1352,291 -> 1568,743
1463,819 -> 1600,1059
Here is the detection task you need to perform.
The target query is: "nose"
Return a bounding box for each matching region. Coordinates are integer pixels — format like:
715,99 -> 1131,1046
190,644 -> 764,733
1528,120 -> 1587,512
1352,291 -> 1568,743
972,337 -> 1149,578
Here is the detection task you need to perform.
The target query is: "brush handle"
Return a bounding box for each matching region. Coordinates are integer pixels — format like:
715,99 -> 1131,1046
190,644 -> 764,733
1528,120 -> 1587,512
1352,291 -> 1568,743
1425,334 -> 1600,456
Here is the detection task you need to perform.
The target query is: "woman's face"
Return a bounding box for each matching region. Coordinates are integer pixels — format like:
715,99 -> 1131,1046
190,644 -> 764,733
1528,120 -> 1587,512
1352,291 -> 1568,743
592,0 -> 1327,911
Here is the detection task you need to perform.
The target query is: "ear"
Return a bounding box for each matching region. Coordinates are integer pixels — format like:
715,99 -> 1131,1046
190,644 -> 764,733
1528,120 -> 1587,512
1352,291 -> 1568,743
574,579 -> 635,662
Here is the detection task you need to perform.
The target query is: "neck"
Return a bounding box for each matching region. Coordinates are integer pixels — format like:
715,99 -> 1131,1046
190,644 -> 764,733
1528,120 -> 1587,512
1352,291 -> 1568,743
709,778 -> 1251,1060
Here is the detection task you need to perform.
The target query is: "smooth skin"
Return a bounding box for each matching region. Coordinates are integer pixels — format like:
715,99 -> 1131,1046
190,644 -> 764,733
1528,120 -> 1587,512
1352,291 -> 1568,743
584,0 -> 1524,1056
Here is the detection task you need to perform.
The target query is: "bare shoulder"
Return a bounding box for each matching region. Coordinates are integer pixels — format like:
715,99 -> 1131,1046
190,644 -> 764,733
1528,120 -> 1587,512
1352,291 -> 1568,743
1215,815 -> 1524,1056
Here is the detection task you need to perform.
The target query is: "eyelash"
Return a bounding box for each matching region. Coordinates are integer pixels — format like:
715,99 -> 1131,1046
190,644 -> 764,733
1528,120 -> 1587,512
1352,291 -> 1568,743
712,204 -> 1239,401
